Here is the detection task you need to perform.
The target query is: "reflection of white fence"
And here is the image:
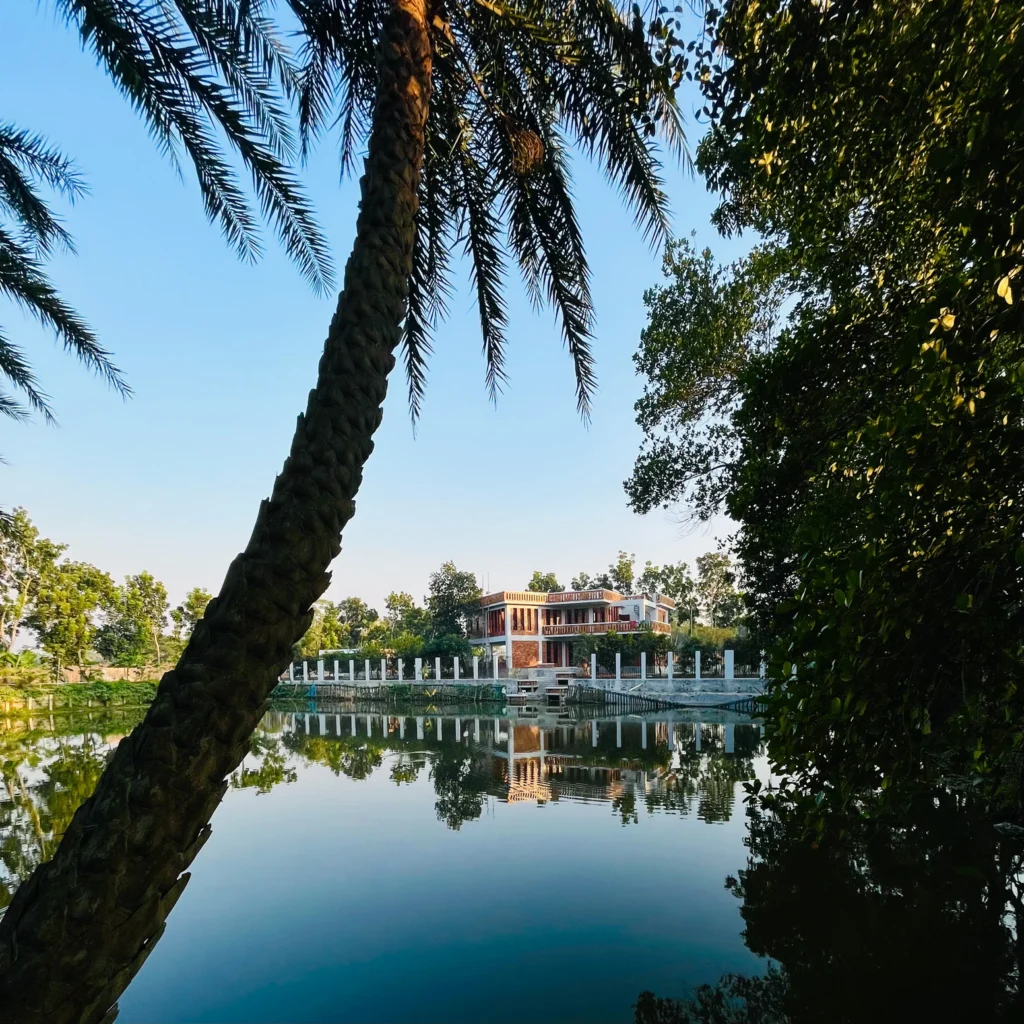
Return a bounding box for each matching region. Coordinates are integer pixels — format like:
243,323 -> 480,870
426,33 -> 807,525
284,649 -> 765,692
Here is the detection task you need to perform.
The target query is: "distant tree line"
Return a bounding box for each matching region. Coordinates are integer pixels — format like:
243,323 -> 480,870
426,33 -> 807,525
0,508 -> 209,676
528,550 -> 744,631
292,561 -> 483,666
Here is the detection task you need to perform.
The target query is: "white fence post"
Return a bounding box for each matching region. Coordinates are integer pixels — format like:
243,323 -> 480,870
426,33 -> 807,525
615,652 -> 622,685
435,656 -> 442,681
724,649 -> 735,681
454,656 -> 460,681
397,658 -> 404,681
334,659 -> 339,681
380,658 -> 387,682
591,652 -> 597,682
414,657 -> 422,680
694,649 -> 701,681
364,659 -> 371,683
302,661 -> 309,683
640,651 -> 647,682
473,655 -> 479,680
349,659 -> 356,682
317,658 -> 324,682
667,651 -> 674,683
288,663 -> 295,682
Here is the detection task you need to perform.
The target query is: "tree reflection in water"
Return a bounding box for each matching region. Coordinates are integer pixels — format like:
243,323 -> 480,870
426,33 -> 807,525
1,711 -> 146,910
636,792 -> 1024,1023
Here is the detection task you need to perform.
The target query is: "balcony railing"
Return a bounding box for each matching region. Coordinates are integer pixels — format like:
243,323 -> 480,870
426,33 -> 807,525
541,620 -> 672,637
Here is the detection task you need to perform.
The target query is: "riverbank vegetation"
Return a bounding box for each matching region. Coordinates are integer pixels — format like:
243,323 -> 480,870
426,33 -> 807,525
629,0 -> 1024,820
0,509 -> 209,680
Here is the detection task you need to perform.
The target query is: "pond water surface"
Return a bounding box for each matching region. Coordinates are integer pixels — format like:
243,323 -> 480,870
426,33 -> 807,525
2,703 -> 1022,1023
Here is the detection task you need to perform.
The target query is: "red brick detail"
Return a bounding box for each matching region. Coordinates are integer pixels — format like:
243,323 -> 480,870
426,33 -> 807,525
511,641 -> 539,669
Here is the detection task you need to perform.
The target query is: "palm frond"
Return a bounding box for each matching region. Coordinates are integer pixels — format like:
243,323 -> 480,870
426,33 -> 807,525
294,0 -> 685,416
0,225 -> 128,417
53,0 -> 333,293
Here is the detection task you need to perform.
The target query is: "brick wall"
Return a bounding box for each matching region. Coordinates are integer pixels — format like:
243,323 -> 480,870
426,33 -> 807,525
511,641 -> 539,669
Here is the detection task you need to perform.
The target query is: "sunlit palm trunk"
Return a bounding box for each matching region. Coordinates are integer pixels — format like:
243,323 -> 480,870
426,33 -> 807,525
0,3 -> 432,1020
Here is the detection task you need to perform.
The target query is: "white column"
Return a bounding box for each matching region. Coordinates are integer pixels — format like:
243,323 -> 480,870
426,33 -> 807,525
561,643 -> 568,667
616,717 -> 622,748
317,658 -> 324,681
436,717 -> 443,740
615,653 -> 622,685
398,659 -> 404,681
641,720 -> 647,749
414,657 -> 422,680
591,652 -> 598,682
667,651 -> 674,683
335,714 -> 342,735
435,656 -> 442,681
350,714 -> 357,736
695,723 -> 702,751
349,660 -> 356,682
381,658 -> 387,682
455,716 -> 462,741
474,718 -> 480,742
725,723 -> 735,753
473,656 -> 479,680
416,716 -> 424,740
694,650 -> 701,681
724,650 -> 735,681
494,717 -> 500,737
364,659 -> 371,682
640,652 -> 647,681
288,662 -> 295,682
366,715 -> 373,736
399,717 -> 405,739
592,719 -> 598,747
454,657 -> 460,681
334,659 -> 340,681
381,715 -> 389,737
303,661 -> 309,683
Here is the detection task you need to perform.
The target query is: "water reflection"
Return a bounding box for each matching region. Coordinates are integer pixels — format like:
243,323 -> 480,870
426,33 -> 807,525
4,705 -> 1020,1023
252,707 -> 763,829
1,708 -> 146,909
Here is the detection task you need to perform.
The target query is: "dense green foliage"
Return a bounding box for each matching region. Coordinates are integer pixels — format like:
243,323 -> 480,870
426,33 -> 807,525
0,508 -> 211,675
629,0 -> 1024,813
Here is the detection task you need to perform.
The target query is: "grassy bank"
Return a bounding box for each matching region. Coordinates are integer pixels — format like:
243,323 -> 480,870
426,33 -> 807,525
0,680 -> 159,714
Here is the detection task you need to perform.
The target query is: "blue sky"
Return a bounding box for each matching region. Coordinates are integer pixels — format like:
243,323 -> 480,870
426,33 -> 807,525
4,5 -> 749,613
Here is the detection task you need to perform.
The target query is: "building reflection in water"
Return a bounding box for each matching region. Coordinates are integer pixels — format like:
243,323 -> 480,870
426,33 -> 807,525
267,706 -> 763,825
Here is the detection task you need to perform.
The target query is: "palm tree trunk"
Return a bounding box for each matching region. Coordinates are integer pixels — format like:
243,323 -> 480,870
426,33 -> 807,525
0,3 -> 432,1021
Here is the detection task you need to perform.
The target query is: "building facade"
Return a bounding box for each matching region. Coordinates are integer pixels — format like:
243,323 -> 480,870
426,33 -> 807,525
467,588 -> 674,670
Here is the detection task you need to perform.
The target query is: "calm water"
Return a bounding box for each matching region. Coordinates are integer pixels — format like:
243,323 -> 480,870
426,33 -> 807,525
3,703 -> 1022,1022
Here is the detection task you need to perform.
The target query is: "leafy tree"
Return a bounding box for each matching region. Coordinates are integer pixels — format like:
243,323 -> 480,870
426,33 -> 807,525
23,561 -> 114,674
336,597 -> 378,646
570,571 -> 595,591
170,588 -> 212,644
426,562 -> 481,639
695,553 -> 741,629
526,571 -> 563,593
0,509 -> 65,651
668,0 -> 1024,809
95,573 -> 170,667
626,239 -> 789,529
385,590 -> 430,636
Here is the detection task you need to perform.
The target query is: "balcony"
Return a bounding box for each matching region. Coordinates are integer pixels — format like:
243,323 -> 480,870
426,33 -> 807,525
541,620 -> 671,637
